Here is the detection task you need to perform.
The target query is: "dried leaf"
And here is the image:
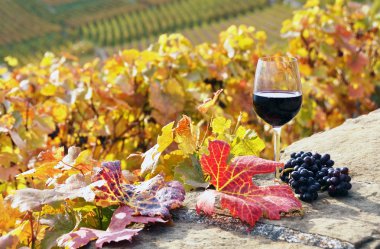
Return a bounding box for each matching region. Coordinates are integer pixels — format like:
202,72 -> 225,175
92,161 -> 185,217
57,206 -> 166,249
197,89 -> 223,114
7,174 -> 104,212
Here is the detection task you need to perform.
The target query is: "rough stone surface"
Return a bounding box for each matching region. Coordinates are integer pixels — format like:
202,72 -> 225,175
275,109 -> 380,249
94,109 -> 380,249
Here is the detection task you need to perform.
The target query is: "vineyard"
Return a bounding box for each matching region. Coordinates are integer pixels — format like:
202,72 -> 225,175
0,0 -> 273,64
112,4 -> 293,51
0,0 -> 380,248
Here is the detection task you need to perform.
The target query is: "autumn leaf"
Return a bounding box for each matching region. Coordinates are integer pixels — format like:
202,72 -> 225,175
17,147 -> 65,180
157,121 -> 174,152
0,234 -> 17,249
231,126 -> 265,156
7,174 -> 104,212
40,212 -> 77,249
0,195 -> 21,234
140,122 -> 175,175
92,161 -> 185,217
211,116 -> 231,135
197,89 -> 223,114
174,115 -> 197,155
57,206 -> 166,249
139,144 -> 161,176
196,140 -> 302,227
174,155 -> 209,190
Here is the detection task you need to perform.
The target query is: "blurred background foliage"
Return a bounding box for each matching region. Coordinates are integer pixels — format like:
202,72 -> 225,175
0,0 -> 379,192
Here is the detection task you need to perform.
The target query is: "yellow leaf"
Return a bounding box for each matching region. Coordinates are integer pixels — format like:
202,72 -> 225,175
0,195 -> 22,234
211,116 -> 231,135
40,84 -> 57,96
254,31 -> 267,41
174,115 -> 197,155
52,104 -> 68,122
0,66 -> 8,75
4,56 -> 18,67
157,121 -> 174,152
299,63 -> 313,76
304,0 -> 319,8
40,52 -> 55,67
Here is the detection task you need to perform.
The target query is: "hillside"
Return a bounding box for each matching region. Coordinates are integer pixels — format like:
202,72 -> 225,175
0,0 -> 291,64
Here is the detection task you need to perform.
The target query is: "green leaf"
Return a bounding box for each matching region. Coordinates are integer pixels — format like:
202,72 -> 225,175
231,126 -> 265,156
40,212 -> 77,249
174,155 -> 208,191
211,116 -> 231,139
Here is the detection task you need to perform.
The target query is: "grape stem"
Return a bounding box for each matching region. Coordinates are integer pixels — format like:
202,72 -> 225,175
279,167 -> 294,177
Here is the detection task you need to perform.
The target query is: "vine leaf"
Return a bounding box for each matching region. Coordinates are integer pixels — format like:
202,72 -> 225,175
174,115 -> 197,155
196,140 -> 302,227
6,174 -> 104,212
92,161 -> 185,217
197,89 -> 223,114
57,204 -> 166,248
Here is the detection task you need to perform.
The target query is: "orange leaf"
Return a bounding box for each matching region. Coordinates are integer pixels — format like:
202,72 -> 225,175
196,140 -> 302,227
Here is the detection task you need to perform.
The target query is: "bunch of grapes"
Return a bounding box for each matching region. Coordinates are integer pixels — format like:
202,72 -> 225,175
280,151 -> 352,202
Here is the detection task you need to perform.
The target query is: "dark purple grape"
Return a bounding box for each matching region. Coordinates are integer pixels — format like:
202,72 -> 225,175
307,177 -> 315,185
341,167 -> 349,175
294,165 -> 300,171
308,170 -> 314,177
326,160 -> 334,167
296,157 -> 303,165
291,159 -> 298,167
321,154 -> 330,163
317,172 -> 325,179
291,181 -> 300,188
300,163 -> 308,169
291,171 -> 300,181
314,153 -> 321,159
330,177 -> 339,186
300,169 -> 309,177
333,169 -> 341,177
328,185 -> 337,196
346,183 -> 352,190
321,167 -> 328,173
311,165 -> 319,173
313,192 -> 318,200
346,175 -> 351,182
299,177 -> 307,184
304,156 -> 312,165
291,152 -> 297,159
285,161 -> 292,169
299,185 -> 308,193
301,192 -> 313,202
339,174 -> 348,182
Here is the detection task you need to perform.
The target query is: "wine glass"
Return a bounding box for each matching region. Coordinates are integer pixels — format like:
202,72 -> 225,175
252,56 -> 302,162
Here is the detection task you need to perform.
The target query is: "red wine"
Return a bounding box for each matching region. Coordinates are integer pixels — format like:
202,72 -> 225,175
253,91 -> 302,127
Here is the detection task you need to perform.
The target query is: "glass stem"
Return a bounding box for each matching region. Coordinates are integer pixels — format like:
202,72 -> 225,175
273,127 -> 282,162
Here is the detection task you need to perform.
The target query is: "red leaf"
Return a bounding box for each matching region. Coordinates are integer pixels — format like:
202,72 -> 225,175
196,140 -> 302,227
108,206 -> 166,231
57,206 -> 165,249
